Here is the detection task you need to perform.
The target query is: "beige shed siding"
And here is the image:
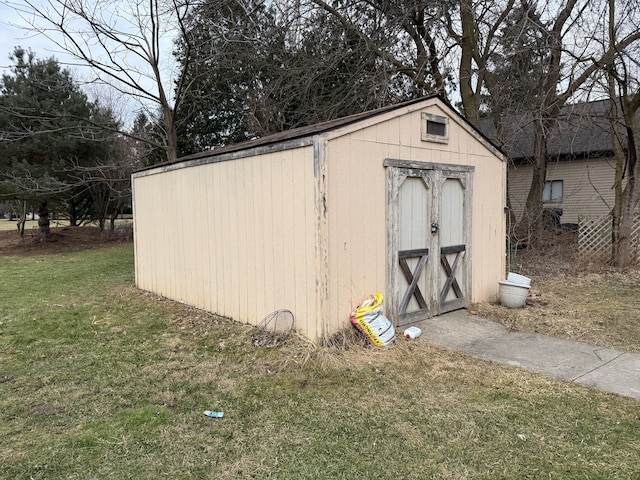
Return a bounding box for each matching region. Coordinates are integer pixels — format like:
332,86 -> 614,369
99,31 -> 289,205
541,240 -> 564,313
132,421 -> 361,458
133,147 -> 319,339
323,102 -> 505,331
324,136 -> 390,333
134,98 -> 505,342
508,156 -> 617,224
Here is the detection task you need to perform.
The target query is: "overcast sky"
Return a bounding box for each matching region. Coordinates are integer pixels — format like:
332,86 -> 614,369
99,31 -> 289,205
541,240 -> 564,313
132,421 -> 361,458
0,1 -> 74,70
0,1 -> 177,124
0,0 -> 106,104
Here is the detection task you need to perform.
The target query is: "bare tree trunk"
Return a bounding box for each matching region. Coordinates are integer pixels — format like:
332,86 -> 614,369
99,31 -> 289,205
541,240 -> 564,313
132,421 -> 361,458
517,119 -> 549,248
609,67 -> 627,265
37,201 -> 51,241
163,106 -> 179,162
514,1 -> 580,249
610,120 -> 626,264
458,0 -> 479,128
607,0 -> 640,267
68,200 -> 78,227
109,200 -> 122,232
613,120 -> 639,267
13,200 -> 27,238
614,210 -> 634,267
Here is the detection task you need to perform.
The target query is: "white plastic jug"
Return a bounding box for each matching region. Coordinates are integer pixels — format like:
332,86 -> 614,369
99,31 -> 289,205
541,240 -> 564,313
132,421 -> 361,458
403,326 -> 422,339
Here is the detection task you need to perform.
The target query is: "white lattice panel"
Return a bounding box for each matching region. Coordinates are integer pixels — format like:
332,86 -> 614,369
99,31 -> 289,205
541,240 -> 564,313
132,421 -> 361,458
578,215 -> 640,263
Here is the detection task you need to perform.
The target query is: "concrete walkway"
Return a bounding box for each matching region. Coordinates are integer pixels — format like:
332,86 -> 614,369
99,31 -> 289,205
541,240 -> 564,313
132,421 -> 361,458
414,310 -> 640,400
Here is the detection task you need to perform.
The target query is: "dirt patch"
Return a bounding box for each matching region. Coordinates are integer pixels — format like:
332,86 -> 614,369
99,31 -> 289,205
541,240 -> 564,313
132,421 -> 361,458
0,225 -> 132,256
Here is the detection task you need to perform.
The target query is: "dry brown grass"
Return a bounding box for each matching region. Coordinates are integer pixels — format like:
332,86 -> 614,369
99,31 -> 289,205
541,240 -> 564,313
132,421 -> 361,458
3,244 -> 640,479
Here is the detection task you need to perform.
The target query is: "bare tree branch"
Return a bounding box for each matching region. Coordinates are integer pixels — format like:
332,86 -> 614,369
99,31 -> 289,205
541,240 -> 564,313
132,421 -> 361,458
6,0 -> 198,162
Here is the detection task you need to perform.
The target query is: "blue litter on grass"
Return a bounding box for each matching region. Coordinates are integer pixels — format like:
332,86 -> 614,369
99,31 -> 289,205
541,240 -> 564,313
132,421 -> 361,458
204,410 -> 224,418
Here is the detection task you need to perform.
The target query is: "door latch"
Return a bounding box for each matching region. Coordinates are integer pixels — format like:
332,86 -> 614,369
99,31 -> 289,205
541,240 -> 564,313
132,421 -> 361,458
431,222 -> 439,233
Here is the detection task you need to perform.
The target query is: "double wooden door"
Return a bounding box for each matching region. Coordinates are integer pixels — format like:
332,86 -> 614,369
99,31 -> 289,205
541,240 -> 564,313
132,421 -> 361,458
386,161 -> 473,326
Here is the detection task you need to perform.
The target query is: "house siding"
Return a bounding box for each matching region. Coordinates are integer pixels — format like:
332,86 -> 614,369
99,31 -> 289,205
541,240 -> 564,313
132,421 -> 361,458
508,156 -> 618,224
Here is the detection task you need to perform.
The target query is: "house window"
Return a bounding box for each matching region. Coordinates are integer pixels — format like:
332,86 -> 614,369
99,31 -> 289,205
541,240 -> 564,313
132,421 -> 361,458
543,180 -> 563,203
422,112 -> 448,143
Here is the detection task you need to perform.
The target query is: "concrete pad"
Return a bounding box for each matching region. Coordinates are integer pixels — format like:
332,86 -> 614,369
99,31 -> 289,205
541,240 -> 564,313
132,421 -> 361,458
415,310 -> 508,349
415,309 -> 640,400
463,332 -> 623,382
575,353 -> 640,400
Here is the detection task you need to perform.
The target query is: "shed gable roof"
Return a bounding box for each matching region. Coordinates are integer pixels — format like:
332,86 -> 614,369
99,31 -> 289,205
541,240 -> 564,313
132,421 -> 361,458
138,95 -> 503,173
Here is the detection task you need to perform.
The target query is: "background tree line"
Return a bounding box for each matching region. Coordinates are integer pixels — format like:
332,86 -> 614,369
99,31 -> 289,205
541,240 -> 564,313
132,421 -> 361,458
0,48 -> 140,237
2,0 -> 640,265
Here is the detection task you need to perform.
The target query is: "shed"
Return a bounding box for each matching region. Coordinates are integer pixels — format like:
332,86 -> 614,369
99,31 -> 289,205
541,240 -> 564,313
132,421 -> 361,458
132,96 -> 507,342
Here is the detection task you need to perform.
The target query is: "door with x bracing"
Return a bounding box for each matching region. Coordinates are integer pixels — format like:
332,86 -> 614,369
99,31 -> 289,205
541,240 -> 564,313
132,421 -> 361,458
387,163 -> 473,327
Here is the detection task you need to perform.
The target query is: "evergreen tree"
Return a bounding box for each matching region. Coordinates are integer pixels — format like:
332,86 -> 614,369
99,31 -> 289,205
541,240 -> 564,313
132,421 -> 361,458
0,48 -> 118,234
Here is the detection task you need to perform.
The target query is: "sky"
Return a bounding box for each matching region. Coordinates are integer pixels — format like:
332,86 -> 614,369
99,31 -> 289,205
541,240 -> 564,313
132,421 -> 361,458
0,1 -> 74,70
0,1 -> 178,125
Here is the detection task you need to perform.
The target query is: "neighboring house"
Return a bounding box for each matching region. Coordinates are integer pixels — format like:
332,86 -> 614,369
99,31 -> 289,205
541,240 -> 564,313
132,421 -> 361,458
481,99 -> 623,227
132,96 -> 506,343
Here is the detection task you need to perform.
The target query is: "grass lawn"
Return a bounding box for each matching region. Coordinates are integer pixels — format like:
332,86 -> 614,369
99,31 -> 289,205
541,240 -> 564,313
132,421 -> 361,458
0,219 -> 42,232
0,219 -> 131,232
1,245 -> 639,479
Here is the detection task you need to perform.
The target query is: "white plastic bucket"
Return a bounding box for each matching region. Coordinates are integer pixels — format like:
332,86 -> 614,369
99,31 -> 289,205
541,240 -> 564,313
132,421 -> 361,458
507,272 -> 531,286
498,280 -> 530,308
